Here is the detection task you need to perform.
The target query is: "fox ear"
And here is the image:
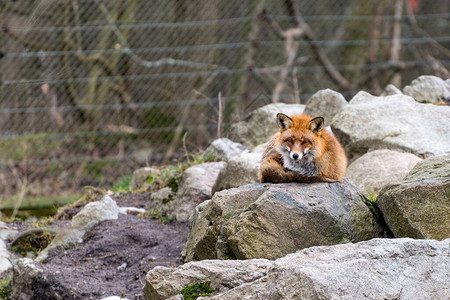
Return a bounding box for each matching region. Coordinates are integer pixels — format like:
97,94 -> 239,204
276,113 -> 293,130
308,116 -> 324,133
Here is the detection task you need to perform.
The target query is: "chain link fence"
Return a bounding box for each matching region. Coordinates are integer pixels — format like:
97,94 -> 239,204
0,0 -> 449,200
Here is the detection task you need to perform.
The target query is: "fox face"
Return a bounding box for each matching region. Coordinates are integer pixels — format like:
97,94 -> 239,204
276,113 -> 324,176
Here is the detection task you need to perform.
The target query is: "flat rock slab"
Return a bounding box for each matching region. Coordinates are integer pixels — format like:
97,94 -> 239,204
146,238 -> 450,300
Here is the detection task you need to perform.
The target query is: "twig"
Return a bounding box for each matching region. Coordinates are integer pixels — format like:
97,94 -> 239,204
290,4 -> 355,91
292,68 -> 301,103
82,252 -> 116,261
366,1 -> 383,94
94,0 -> 226,70
425,55 -> 450,78
405,1 -> 450,58
217,92 -> 223,138
389,0 -> 403,87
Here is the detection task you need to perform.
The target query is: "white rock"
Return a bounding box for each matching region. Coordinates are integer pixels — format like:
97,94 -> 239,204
204,138 -> 249,161
346,149 -> 422,195
332,92 -> 450,161
146,238 -> 450,300
71,195 -> 119,229
303,89 -> 348,126
403,75 -> 450,103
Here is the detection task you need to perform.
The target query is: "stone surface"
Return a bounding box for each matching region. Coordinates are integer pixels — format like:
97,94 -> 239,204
403,75 -> 450,103
212,152 -> 261,193
38,195 -> 120,261
183,182 -> 380,262
146,238 -> 450,300
10,257 -> 72,300
71,195 -> 119,229
204,138 -> 249,161
169,162 -> 226,222
346,149 -> 422,195
331,92 -> 450,162
377,155 -> 450,240
0,240 -> 11,274
227,102 -> 305,146
303,89 -> 348,126
130,167 -> 158,191
381,84 -> 403,96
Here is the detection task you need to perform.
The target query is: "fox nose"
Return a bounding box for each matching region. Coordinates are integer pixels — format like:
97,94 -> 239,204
292,153 -> 299,160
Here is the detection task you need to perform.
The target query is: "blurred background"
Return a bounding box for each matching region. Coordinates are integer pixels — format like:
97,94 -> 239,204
0,0 -> 449,213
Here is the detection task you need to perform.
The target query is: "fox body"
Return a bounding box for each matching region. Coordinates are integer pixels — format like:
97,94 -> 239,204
259,113 -> 347,183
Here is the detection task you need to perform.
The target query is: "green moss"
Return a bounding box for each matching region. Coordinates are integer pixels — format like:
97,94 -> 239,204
180,282 -> 214,300
0,274 -> 12,299
146,153 -> 216,193
140,208 -> 174,224
10,230 -> 54,258
111,176 -> 132,193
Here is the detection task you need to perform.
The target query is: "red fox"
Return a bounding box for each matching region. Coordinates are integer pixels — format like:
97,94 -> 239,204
259,113 -> 347,183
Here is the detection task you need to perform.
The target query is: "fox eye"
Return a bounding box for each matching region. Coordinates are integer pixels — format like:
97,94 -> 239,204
302,140 -> 310,145
286,138 -> 294,144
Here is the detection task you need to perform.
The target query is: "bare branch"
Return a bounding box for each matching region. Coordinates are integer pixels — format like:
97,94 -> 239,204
389,0 -> 403,87
366,1 -> 383,94
405,1 -> 450,58
290,4 -> 355,91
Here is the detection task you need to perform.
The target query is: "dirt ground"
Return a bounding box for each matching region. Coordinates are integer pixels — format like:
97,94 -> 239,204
12,192 -> 190,299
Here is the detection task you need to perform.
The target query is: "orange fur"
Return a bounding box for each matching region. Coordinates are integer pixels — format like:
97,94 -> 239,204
259,114 -> 347,183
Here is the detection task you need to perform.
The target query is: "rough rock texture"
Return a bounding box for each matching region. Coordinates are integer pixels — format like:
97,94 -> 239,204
346,149 -> 422,195
10,257 -> 73,300
381,84 -> 403,96
331,92 -> 450,162
303,89 -> 348,126
403,75 -> 450,103
204,138 -> 249,161
212,152 -> 261,193
169,162 -> 226,221
377,155 -> 450,240
146,238 -> 450,300
130,167 -> 158,191
183,182 -> 380,262
228,103 -> 305,146
37,195 -> 120,261
71,195 -> 119,229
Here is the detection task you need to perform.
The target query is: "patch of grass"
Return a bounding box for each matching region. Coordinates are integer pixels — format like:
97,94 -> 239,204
139,208 -> 174,224
366,191 -> 378,214
146,153 -> 216,193
0,274 -> 12,299
10,230 -> 55,258
180,282 -> 214,300
111,176 -> 132,193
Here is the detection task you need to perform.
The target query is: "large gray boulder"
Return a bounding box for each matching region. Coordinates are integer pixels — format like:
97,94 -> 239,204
403,75 -> 450,103
145,238 -> 450,300
227,102 -> 305,146
303,89 -> 348,126
204,138 -> 249,161
346,149 -> 422,195
377,155 -> 450,240
167,162 -> 226,222
212,152 -> 261,193
182,182 -> 380,262
331,92 -> 450,162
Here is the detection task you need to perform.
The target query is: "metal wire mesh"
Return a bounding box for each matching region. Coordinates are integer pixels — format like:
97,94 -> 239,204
0,0 -> 449,199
